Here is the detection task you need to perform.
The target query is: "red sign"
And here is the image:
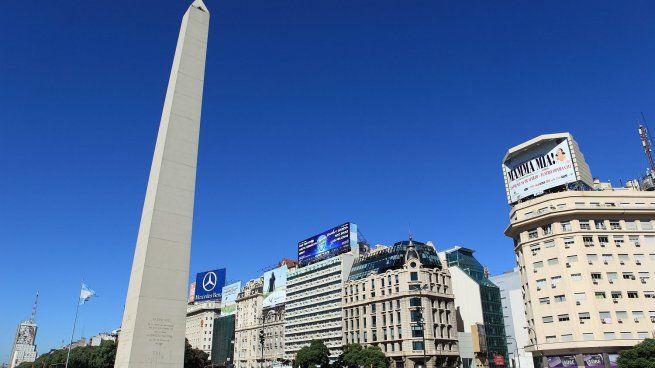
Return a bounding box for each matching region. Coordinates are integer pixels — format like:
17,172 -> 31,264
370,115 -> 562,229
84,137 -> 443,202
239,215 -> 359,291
493,355 -> 505,366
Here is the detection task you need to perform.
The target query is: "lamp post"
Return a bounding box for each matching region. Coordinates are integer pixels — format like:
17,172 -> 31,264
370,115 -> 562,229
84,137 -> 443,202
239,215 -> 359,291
523,326 -> 539,367
505,336 -> 520,368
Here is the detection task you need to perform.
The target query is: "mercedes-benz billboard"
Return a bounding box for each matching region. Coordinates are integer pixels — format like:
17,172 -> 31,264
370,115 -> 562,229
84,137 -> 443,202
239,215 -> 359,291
194,268 -> 226,302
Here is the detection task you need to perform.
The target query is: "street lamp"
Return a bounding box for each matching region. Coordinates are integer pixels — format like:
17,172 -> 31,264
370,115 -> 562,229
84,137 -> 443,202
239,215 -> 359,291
523,326 -> 539,365
505,336 -> 520,368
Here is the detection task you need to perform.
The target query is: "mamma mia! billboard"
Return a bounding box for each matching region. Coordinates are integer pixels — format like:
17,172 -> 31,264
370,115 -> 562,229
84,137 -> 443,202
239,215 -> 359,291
503,138 -> 578,204
263,265 -> 287,308
194,268 -> 226,302
298,222 -> 357,266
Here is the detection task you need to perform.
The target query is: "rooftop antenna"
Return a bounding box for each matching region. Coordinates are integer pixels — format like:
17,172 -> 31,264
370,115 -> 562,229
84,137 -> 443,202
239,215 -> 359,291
408,223 -> 412,242
29,291 -> 39,323
638,113 -> 655,174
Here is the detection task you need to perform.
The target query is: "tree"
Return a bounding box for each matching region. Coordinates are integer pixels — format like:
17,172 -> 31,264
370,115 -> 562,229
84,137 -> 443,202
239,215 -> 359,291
618,339 -> 655,368
184,338 -> 209,368
339,344 -> 386,368
294,340 -> 330,368
17,340 -> 117,368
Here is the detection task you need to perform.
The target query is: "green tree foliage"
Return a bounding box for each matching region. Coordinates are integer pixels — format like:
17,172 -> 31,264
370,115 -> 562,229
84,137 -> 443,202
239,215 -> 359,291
294,340 -> 330,368
184,338 -> 209,368
339,344 -> 386,368
16,339 -> 209,368
618,339 -> 655,368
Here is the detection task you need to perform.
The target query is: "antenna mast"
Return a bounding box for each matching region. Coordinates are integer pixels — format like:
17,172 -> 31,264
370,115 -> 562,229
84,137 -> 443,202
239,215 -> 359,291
29,291 -> 39,323
639,113 -> 655,174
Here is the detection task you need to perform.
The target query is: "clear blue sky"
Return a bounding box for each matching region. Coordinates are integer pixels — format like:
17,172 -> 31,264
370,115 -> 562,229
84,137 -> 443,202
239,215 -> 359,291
1,0 -> 654,361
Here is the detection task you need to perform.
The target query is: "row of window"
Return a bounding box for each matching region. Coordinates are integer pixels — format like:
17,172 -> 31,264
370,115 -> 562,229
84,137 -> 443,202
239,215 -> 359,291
539,331 -> 651,343
528,235 -> 652,254
533,273 -> 654,288
542,310 -> 655,324
532,253 -> 654,269
526,220 -> 654,240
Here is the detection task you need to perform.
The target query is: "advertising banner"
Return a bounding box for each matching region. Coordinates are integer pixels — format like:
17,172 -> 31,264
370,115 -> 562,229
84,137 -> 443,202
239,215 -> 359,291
583,354 -> 604,368
298,222 -> 357,266
503,139 -> 578,203
547,356 -> 576,367
188,282 -> 196,304
263,265 -> 288,308
220,281 -> 242,316
194,268 -> 226,302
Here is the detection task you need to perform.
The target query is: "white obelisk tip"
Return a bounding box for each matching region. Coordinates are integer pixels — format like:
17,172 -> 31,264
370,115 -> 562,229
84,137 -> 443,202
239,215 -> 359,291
192,0 -> 209,13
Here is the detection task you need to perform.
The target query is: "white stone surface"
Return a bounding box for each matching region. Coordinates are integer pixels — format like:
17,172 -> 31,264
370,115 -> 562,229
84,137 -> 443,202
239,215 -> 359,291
114,2 -> 209,368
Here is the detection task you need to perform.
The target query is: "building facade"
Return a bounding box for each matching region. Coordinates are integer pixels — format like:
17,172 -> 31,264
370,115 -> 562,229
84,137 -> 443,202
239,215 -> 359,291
439,247 -> 508,368
343,240 -> 459,368
211,314 -> 236,367
284,254 -> 355,361
506,186 -> 655,367
186,301 -> 221,358
235,278 -> 264,368
490,269 -> 533,368
8,320 -> 37,368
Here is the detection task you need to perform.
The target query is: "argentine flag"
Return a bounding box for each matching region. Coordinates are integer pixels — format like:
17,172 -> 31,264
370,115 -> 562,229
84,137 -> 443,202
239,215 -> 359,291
79,283 -> 96,305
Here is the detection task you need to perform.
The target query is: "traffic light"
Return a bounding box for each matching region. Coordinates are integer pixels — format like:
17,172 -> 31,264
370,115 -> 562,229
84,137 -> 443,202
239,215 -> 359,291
259,330 -> 265,345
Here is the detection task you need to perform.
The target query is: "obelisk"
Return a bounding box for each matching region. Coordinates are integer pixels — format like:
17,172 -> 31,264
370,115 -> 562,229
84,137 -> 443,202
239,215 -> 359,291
114,1 -> 209,368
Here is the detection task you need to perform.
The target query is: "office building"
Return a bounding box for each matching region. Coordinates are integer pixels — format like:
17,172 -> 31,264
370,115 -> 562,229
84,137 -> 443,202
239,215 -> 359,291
343,240 -> 459,368
8,320 -> 37,368
503,132 -> 655,367
438,247 -> 507,368
186,301 -> 221,358
490,269 -> 533,368
89,330 -> 119,346
235,278 -> 264,368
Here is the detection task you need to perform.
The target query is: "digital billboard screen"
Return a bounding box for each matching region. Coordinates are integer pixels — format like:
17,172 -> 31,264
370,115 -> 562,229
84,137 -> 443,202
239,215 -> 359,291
298,222 -> 357,266
547,356 -> 576,367
194,268 -> 226,302
220,281 -> 241,316
263,265 -> 287,308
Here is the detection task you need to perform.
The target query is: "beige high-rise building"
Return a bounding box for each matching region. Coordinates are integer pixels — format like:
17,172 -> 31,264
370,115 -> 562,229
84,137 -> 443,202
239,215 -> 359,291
234,278 -> 264,368
503,133 -> 655,368
343,240 -> 459,368
185,301 -> 220,358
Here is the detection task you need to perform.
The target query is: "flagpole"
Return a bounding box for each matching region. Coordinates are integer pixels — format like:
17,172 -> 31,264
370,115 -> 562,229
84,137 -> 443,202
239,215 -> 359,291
65,281 -> 83,368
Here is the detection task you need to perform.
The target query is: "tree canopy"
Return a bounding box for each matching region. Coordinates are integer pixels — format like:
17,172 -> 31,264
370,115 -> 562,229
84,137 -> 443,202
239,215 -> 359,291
618,339 -> 655,368
294,340 -> 330,368
340,344 -> 386,368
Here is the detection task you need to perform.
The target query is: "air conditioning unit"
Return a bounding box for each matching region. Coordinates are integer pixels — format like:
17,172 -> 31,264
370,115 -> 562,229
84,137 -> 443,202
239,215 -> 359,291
534,269 -> 538,273
618,319 -> 623,323
641,278 -> 647,284
532,252 -> 537,256
566,263 -> 571,268
593,280 -> 599,285
537,287 -> 541,291
576,301 -> 581,306
588,261 -> 594,265
580,321 -> 585,324
613,299 -> 618,303
604,261 -> 608,265
631,276 -> 636,280
600,243 -> 607,247
551,284 -> 556,288
602,320 -> 607,324
609,280 -> 614,284
635,318 -> 640,323
635,243 -> 641,247
636,261 -> 642,265
620,261 -> 625,265
650,317 -> 655,323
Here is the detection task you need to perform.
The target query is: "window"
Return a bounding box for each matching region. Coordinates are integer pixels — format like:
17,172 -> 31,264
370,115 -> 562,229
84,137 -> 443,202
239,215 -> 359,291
604,332 -> 616,340
630,235 -> 640,246
595,292 -> 606,299
642,221 -> 654,230
583,333 -> 594,340
564,237 -> 575,248
412,341 -> 424,350
587,254 -> 598,263
561,334 -> 573,342
539,297 -> 550,305
543,316 -> 554,323
575,292 -> 587,301
571,273 -> 582,281
639,272 -> 651,281
536,279 -> 546,287
591,273 -> 602,280
635,254 -> 645,263
620,332 -> 632,339
411,325 -> 423,337
528,229 -> 538,239
551,276 -> 562,286
545,335 -> 556,343
599,311 -> 612,324
633,311 -> 645,321
530,243 -> 541,252
533,261 -> 544,269
567,255 -> 579,263
542,224 -> 552,235
619,254 -> 630,263
626,221 -> 637,230
616,311 -> 628,321
547,258 -> 559,266
602,254 -> 614,263
579,312 -> 591,320
410,272 -> 418,281
610,220 -> 622,230
638,332 -> 650,339
607,272 -> 618,281
628,291 -> 639,299
623,272 -> 635,280
558,314 -> 570,322
611,291 -> 622,299
554,295 -> 566,303
410,310 -> 421,323
561,222 -> 572,232
583,236 -> 595,246
595,220 -> 606,230
410,297 -> 421,307
580,220 -> 591,230
612,236 -> 623,247
544,240 -> 555,248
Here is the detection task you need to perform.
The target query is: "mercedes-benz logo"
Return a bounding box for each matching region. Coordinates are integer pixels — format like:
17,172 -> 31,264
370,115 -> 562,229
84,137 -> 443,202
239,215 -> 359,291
202,271 -> 217,292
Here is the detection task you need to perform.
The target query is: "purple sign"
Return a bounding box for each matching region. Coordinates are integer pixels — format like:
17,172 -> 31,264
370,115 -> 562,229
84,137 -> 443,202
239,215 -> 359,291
583,354 -> 604,368
547,355 -> 576,367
